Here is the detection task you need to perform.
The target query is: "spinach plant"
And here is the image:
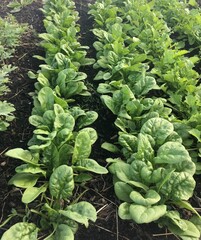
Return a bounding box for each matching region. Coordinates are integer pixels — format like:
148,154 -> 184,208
90,0 -> 201,174
0,16 -> 26,131
7,0 -> 34,13
1,0 -> 107,239
89,0 -> 201,239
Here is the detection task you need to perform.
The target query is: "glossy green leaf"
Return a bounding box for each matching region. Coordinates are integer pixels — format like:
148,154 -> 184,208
5,148 -> 39,166
130,190 -> 161,206
154,142 -> 192,165
159,172 -> 195,201
129,204 -> 167,224
101,142 -> 120,153
74,159 -> 108,174
72,131 -> 91,163
38,87 -> 55,111
22,184 -> 47,204
8,173 -> 39,188
49,165 -> 74,199
1,222 -> 38,240
118,202 -> 132,220
77,111 -> 98,129
161,211 -> 200,240
60,202 -> 97,227
140,117 -> 174,146
114,182 -> 133,202
79,128 -> 98,144
54,224 -> 74,240
15,164 -> 46,176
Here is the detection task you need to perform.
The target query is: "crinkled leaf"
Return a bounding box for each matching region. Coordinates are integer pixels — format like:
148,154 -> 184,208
15,164 -> 46,176
130,190 -> 161,206
135,133 -> 154,161
118,133 -> 137,152
49,165 -> 74,199
1,222 -> 38,240
79,128 -> 98,144
129,204 -> 167,224
154,142 -> 192,165
118,202 -> 132,220
111,162 -> 148,191
159,172 -> 196,201
77,111 -> 98,129
60,202 -> 97,228
134,76 -> 158,96
38,87 -> 55,111
140,117 -> 174,146
72,131 -> 91,163
161,211 -> 200,240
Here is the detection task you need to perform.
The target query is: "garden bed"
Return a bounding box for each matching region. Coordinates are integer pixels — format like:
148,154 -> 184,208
0,1 -> 201,240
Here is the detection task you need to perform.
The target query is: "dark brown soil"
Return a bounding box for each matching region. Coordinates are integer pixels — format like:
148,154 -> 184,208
0,1 -> 200,240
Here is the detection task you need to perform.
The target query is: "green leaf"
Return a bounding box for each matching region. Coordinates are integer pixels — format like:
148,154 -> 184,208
114,182 -> 133,202
38,87 -> 55,111
0,101 -> 15,116
129,190 -> 161,206
27,71 -> 37,79
37,73 -> 49,87
118,133 -> 137,152
49,165 -> 74,199
74,159 -> 108,174
77,111 -> 98,129
72,131 -> 91,163
101,95 -> 116,114
140,117 -> 174,146
54,224 -> 74,240
129,204 -> 167,224
1,222 -> 38,240
29,115 -> 44,127
118,202 -> 132,220
159,172 -> 196,201
134,75 -> 158,96
190,216 -> 201,233
79,128 -> 98,144
5,148 -> 39,166
22,184 -> 47,204
189,128 -> 201,142
101,142 -> 120,153
161,211 -> 200,240
15,164 -> 46,176
154,142 -> 192,165
173,201 -> 200,218
60,202 -> 97,228
74,173 -> 92,183
8,173 -> 39,188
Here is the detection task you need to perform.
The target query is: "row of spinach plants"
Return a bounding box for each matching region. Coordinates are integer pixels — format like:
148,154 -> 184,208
112,0 -> 201,175
151,0 -> 201,51
1,0 -> 107,239
0,15 -> 26,131
91,0 -> 201,174
89,0 -> 201,239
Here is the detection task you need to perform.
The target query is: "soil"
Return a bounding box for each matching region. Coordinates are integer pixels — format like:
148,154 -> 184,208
0,1 -> 200,240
